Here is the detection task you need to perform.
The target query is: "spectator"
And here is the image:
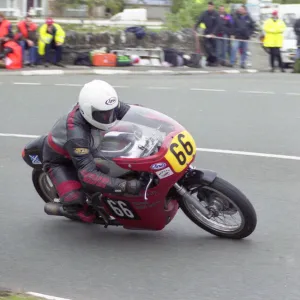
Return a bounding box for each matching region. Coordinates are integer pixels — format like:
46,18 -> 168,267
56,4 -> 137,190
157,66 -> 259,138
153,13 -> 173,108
293,17 -> 300,60
0,12 -> 12,38
15,14 -> 38,67
194,1 -> 220,66
216,5 -> 233,66
0,33 -> 22,70
38,17 -> 66,67
230,5 -> 255,69
263,10 -> 286,72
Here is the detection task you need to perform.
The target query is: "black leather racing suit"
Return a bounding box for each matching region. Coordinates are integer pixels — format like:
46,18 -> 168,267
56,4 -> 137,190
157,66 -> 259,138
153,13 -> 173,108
43,101 -> 139,210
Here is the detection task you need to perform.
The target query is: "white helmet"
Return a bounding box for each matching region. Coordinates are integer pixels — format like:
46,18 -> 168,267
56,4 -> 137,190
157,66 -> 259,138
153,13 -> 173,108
78,80 -> 119,131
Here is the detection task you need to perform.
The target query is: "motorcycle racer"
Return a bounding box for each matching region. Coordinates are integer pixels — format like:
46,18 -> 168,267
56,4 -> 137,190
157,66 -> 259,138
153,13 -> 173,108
42,80 -> 142,223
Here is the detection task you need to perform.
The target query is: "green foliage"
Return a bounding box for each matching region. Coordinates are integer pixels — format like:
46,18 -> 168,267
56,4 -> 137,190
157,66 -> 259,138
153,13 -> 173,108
68,0 -> 105,17
52,0 -> 124,18
105,0 -> 125,15
171,0 -> 185,14
273,0 -> 300,3
224,0 -> 245,3
166,0 -> 225,31
70,0 -> 105,7
50,0 -> 70,11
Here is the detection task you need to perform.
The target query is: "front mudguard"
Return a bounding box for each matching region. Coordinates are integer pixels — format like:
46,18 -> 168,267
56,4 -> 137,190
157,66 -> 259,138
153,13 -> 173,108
181,168 -> 218,187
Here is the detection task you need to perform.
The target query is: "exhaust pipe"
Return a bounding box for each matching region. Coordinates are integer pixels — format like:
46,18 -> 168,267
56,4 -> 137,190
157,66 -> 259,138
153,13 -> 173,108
44,202 -> 65,216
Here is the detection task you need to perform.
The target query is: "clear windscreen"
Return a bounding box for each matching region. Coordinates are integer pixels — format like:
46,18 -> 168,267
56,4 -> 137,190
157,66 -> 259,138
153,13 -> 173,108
97,105 -> 183,159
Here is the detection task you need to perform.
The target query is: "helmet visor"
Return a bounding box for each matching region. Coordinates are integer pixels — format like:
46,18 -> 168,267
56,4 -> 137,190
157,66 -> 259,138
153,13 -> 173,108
91,107 -> 117,125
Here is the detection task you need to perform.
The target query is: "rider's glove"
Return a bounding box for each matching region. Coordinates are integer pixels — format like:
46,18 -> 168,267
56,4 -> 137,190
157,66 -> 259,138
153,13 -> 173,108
125,179 -> 142,195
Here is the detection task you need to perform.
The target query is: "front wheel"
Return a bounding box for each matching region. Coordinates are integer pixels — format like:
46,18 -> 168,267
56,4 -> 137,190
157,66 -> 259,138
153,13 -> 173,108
179,177 -> 257,239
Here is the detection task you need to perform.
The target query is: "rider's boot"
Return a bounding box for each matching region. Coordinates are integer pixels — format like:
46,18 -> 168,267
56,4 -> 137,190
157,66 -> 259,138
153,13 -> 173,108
64,204 -> 96,223
77,204 -> 97,223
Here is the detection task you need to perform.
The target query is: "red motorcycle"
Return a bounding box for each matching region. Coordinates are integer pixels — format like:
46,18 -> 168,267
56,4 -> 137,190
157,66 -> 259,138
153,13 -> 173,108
22,105 -> 257,239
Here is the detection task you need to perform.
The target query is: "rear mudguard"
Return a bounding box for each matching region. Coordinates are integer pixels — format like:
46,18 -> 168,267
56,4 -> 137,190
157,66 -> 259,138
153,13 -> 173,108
183,168 -> 217,186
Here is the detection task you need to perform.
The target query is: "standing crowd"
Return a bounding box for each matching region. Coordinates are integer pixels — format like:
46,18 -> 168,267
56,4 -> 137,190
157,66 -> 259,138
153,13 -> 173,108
194,2 -> 256,69
0,13 -> 65,70
195,1 -> 300,72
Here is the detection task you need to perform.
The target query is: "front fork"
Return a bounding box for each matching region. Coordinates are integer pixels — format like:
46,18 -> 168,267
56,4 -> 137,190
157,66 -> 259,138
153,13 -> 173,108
174,183 -> 213,218
174,166 -> 218,219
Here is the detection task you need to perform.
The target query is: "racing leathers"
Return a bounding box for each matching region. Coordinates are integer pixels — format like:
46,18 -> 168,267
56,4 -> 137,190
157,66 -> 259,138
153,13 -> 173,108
42,101 -> 140,222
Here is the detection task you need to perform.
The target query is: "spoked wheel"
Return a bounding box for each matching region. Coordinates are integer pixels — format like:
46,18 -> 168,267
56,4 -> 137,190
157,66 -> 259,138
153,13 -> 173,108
179,177 -> 257,239
32,169 -> 82,222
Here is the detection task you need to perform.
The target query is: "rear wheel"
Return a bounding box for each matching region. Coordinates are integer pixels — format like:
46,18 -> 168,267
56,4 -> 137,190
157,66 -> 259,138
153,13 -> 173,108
32,169 -> 82,222
179,177 -> 257,239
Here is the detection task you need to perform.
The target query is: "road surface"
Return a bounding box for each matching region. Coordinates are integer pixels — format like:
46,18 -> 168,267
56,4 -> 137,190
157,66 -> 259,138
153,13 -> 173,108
1,73 -> 300,300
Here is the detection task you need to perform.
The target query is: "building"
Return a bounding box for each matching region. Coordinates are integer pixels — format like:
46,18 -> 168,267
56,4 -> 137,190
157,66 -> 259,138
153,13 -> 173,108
0,0 -> 171,19
0,0 -> 47,17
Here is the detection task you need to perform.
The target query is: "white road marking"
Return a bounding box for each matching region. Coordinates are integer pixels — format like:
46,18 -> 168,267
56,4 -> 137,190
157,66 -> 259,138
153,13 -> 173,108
21,70 -> 65,76
238,90 -> 275,94
286,93 -> 300,96
93,69 -> 132,75
2,82 -> 300,97
190,88 -> 226,92
147,86 -> 174,90
1,132 -> 300,161
13,82 -> 41,85
27,292 -> 71,300
183,70 -> 209,74
245,69 -> 258,73
222,69 -> 240,74
0,133 -> 39,138
147,70 -> 174,74
196,148 -> 300,161
55,83 -> 83,87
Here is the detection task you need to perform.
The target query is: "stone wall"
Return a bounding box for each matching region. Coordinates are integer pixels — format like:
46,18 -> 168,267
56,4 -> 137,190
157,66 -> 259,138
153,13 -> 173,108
63,29 -> 200,63
62,29 -> 268,69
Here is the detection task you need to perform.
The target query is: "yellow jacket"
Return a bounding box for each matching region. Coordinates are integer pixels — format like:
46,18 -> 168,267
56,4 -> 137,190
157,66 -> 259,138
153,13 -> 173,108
263,18 -> 286,48
38,23 -> 66,56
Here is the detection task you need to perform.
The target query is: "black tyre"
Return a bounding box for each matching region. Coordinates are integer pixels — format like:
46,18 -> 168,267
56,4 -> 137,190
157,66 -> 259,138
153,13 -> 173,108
179,177 -> 257,239
32,169 -> 82,222
32,169 -> 58,203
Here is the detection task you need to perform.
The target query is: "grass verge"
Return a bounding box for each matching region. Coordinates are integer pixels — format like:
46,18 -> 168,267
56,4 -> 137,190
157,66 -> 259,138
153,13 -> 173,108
0,291 -> 43,300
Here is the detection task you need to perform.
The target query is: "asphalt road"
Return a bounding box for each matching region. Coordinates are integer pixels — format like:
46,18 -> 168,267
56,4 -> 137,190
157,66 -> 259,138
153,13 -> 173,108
1,73 -> 300,300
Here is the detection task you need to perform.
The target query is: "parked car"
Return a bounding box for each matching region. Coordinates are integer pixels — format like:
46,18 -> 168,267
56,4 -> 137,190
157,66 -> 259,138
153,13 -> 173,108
281,27 -> 297,68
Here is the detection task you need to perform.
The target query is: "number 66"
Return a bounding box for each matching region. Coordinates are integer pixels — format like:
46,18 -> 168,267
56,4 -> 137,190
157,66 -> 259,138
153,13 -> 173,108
170,134 -> 194,165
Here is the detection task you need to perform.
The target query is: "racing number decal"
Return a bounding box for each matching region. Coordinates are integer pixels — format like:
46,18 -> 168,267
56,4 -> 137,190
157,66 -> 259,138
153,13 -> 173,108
170,134 -> 193,165
165,130 -> 196,173
104,199 -> 140,220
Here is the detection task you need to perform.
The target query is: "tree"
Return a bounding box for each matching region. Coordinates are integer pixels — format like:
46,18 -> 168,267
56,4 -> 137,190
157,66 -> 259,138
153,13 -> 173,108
166,0 -> 225,31
273,0 -> 300,3
105,0 -> 125,15
224,0 -> 245,3
171,0 -> 185,14
70,0 -> 105,18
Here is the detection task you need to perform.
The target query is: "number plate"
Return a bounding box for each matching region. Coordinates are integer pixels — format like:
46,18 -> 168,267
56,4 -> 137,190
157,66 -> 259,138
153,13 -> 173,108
165,130 -> 196,173
103,198 -> 141,220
